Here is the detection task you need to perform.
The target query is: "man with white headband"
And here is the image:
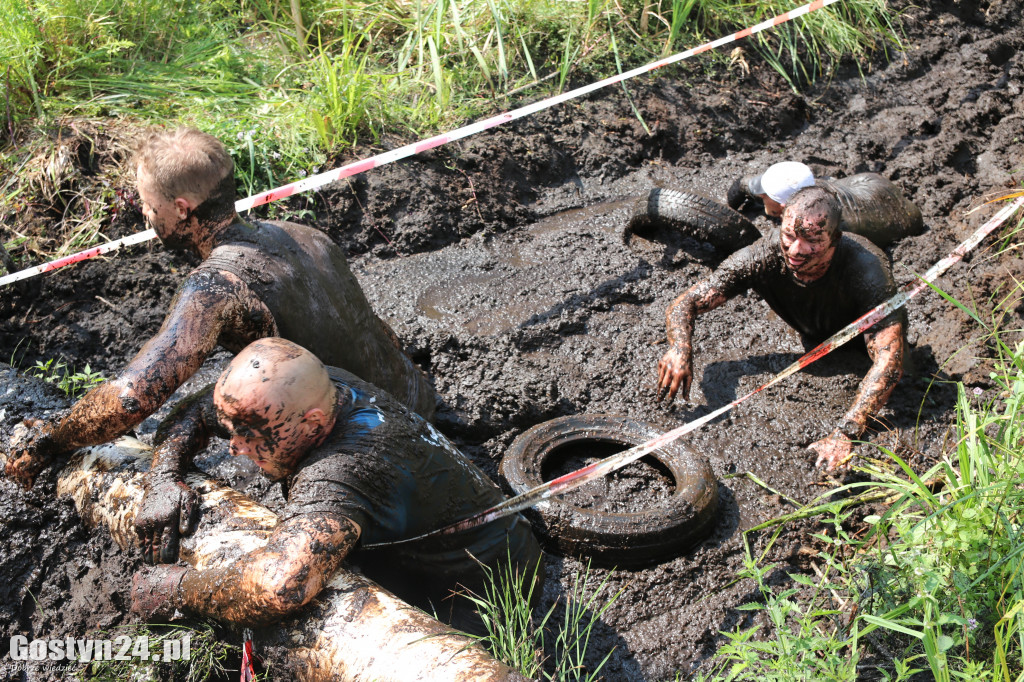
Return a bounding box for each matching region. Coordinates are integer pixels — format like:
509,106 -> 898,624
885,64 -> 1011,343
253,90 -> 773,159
728,161 -> 923,248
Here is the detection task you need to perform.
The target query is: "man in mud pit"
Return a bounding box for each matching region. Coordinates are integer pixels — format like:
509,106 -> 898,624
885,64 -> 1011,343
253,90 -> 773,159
726,161 -> 924,248
129,338 -> 542,632
6,126 -> 435,491
656,186 -> 906,470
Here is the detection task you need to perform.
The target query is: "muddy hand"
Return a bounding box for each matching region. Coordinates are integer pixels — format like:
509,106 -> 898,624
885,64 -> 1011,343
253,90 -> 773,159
657,346 -> 692,402
4,419 -> 60,489
131,565 -> 188,621
136,478 -> 200,564
810,432 -> 854,471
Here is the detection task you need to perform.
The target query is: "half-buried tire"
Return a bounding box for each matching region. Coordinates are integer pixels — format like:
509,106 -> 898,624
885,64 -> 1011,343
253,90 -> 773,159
625,188 -> 761,252
499,414 -> 718,568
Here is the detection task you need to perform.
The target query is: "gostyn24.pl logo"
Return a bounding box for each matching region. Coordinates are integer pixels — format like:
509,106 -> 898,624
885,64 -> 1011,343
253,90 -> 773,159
8,634 -> 191,663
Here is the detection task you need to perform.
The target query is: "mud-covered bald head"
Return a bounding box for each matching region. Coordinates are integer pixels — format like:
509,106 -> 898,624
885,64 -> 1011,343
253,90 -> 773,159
214,338 -> 339,479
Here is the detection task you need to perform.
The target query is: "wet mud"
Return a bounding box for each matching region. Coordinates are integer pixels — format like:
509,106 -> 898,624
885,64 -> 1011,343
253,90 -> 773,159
543,443 -> 676,514
3,0 -> 1024,679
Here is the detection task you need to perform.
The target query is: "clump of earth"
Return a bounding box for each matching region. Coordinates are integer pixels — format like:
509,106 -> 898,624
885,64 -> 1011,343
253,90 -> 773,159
2,0 -> 1023,679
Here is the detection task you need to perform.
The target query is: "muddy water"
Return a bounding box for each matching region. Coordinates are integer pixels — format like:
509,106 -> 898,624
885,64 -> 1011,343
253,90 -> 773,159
353,197 -> 891,678
542,441 -> 676,514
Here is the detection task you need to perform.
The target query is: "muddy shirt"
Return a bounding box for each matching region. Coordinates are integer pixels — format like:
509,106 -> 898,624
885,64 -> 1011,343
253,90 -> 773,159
818,173 -> 924,248
282,367 -> 540,609
708,229 -> 906,344
194,220 -> 434,418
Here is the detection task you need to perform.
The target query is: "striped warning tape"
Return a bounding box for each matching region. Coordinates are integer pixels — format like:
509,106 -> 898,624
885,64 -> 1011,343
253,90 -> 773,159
1,0 -> 840,288
363,196 -> 1024,547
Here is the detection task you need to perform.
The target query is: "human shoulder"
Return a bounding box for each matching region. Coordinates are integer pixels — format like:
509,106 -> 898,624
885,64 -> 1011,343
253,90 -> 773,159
710,228 -> 782,284
178,265 -> 249,298
836,232 -> 892,275
833,233 -> 897,300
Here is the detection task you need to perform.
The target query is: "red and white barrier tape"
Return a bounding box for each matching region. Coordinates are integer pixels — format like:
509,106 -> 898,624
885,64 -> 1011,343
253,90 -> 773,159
363,196 -> 1024,547
0,0 -> 840,288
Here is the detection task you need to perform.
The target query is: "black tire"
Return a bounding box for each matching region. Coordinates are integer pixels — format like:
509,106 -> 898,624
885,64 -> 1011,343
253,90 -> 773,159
499,414 -> 718,568
624,188 -> 761,252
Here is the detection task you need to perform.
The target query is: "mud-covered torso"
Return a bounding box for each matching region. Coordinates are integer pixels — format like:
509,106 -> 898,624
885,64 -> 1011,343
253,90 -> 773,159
708,229 -> 905,343
282,367 -> 536,587
817,173 -> 923,247
193,220 -> 433,417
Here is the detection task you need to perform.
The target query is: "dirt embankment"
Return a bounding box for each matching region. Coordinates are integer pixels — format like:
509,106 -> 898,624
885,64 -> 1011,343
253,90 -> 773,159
2,0 -> 1023,679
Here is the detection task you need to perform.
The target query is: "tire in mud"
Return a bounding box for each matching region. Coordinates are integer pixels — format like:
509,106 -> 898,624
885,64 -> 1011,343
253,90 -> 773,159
499,414 -> 718,568
624,188 -> 761,252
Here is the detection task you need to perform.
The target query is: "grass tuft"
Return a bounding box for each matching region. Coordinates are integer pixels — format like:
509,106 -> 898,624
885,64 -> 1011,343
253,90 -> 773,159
463,553 -> 623,681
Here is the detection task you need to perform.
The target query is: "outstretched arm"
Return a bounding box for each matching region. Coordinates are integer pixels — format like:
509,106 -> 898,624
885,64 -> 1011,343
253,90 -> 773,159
132,513 -> 360,625
811,320 -> 905,469
657,279 -> 729,402
5,270 -> 275,487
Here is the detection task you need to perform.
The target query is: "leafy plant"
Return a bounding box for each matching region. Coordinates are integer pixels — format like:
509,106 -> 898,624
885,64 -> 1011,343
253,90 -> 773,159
26,356 -> 106,398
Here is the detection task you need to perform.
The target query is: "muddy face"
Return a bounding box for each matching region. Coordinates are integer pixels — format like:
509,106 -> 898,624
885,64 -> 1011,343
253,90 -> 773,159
137,164 -> 193,251
779,209 -> 836,282
214,394 -> 309,480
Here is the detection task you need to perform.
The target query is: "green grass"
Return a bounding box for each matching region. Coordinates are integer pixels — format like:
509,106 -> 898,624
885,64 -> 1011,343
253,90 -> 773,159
1,0 -> 902,179
0,0 -> 903,261
463,554 -> 623,681
75,622 -> 234,682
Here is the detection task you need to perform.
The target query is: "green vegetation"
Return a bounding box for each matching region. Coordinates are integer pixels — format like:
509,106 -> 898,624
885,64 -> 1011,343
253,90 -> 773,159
466,555 -> 623,680
695,213 -> 1024,682
24,356 -> 106,398
0,0 -> 902,268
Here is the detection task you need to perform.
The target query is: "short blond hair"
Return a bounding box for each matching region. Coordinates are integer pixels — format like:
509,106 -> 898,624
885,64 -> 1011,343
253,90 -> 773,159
135,127 -> 235,217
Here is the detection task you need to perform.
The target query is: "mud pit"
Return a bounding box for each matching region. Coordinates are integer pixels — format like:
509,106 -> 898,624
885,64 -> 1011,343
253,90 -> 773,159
3,0 -> 1024,679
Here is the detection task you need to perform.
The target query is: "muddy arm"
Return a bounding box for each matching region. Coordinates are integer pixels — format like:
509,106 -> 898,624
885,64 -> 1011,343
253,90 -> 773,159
49,272 -> 273,449
657,279 -> 729,401
811,320 -> 904,469
137,386 -> 226,564
157,513 -> 361,625
842,320 -> 905,436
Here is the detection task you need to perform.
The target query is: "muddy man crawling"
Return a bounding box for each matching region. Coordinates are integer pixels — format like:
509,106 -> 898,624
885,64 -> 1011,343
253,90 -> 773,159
657,185 -> 906,470
130,338 -> 541,632
6,127 -> 434,490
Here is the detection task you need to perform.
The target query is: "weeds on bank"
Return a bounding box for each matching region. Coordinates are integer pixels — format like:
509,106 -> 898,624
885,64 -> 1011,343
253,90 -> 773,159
25,356 -> 105,399
465,556 -> 622,681
2,0 -> 903,163
1,0 -> 902,260
76,622 -> 233,682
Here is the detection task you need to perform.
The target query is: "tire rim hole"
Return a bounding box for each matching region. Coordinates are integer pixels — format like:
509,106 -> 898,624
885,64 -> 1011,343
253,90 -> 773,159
541,440 -> 677,513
